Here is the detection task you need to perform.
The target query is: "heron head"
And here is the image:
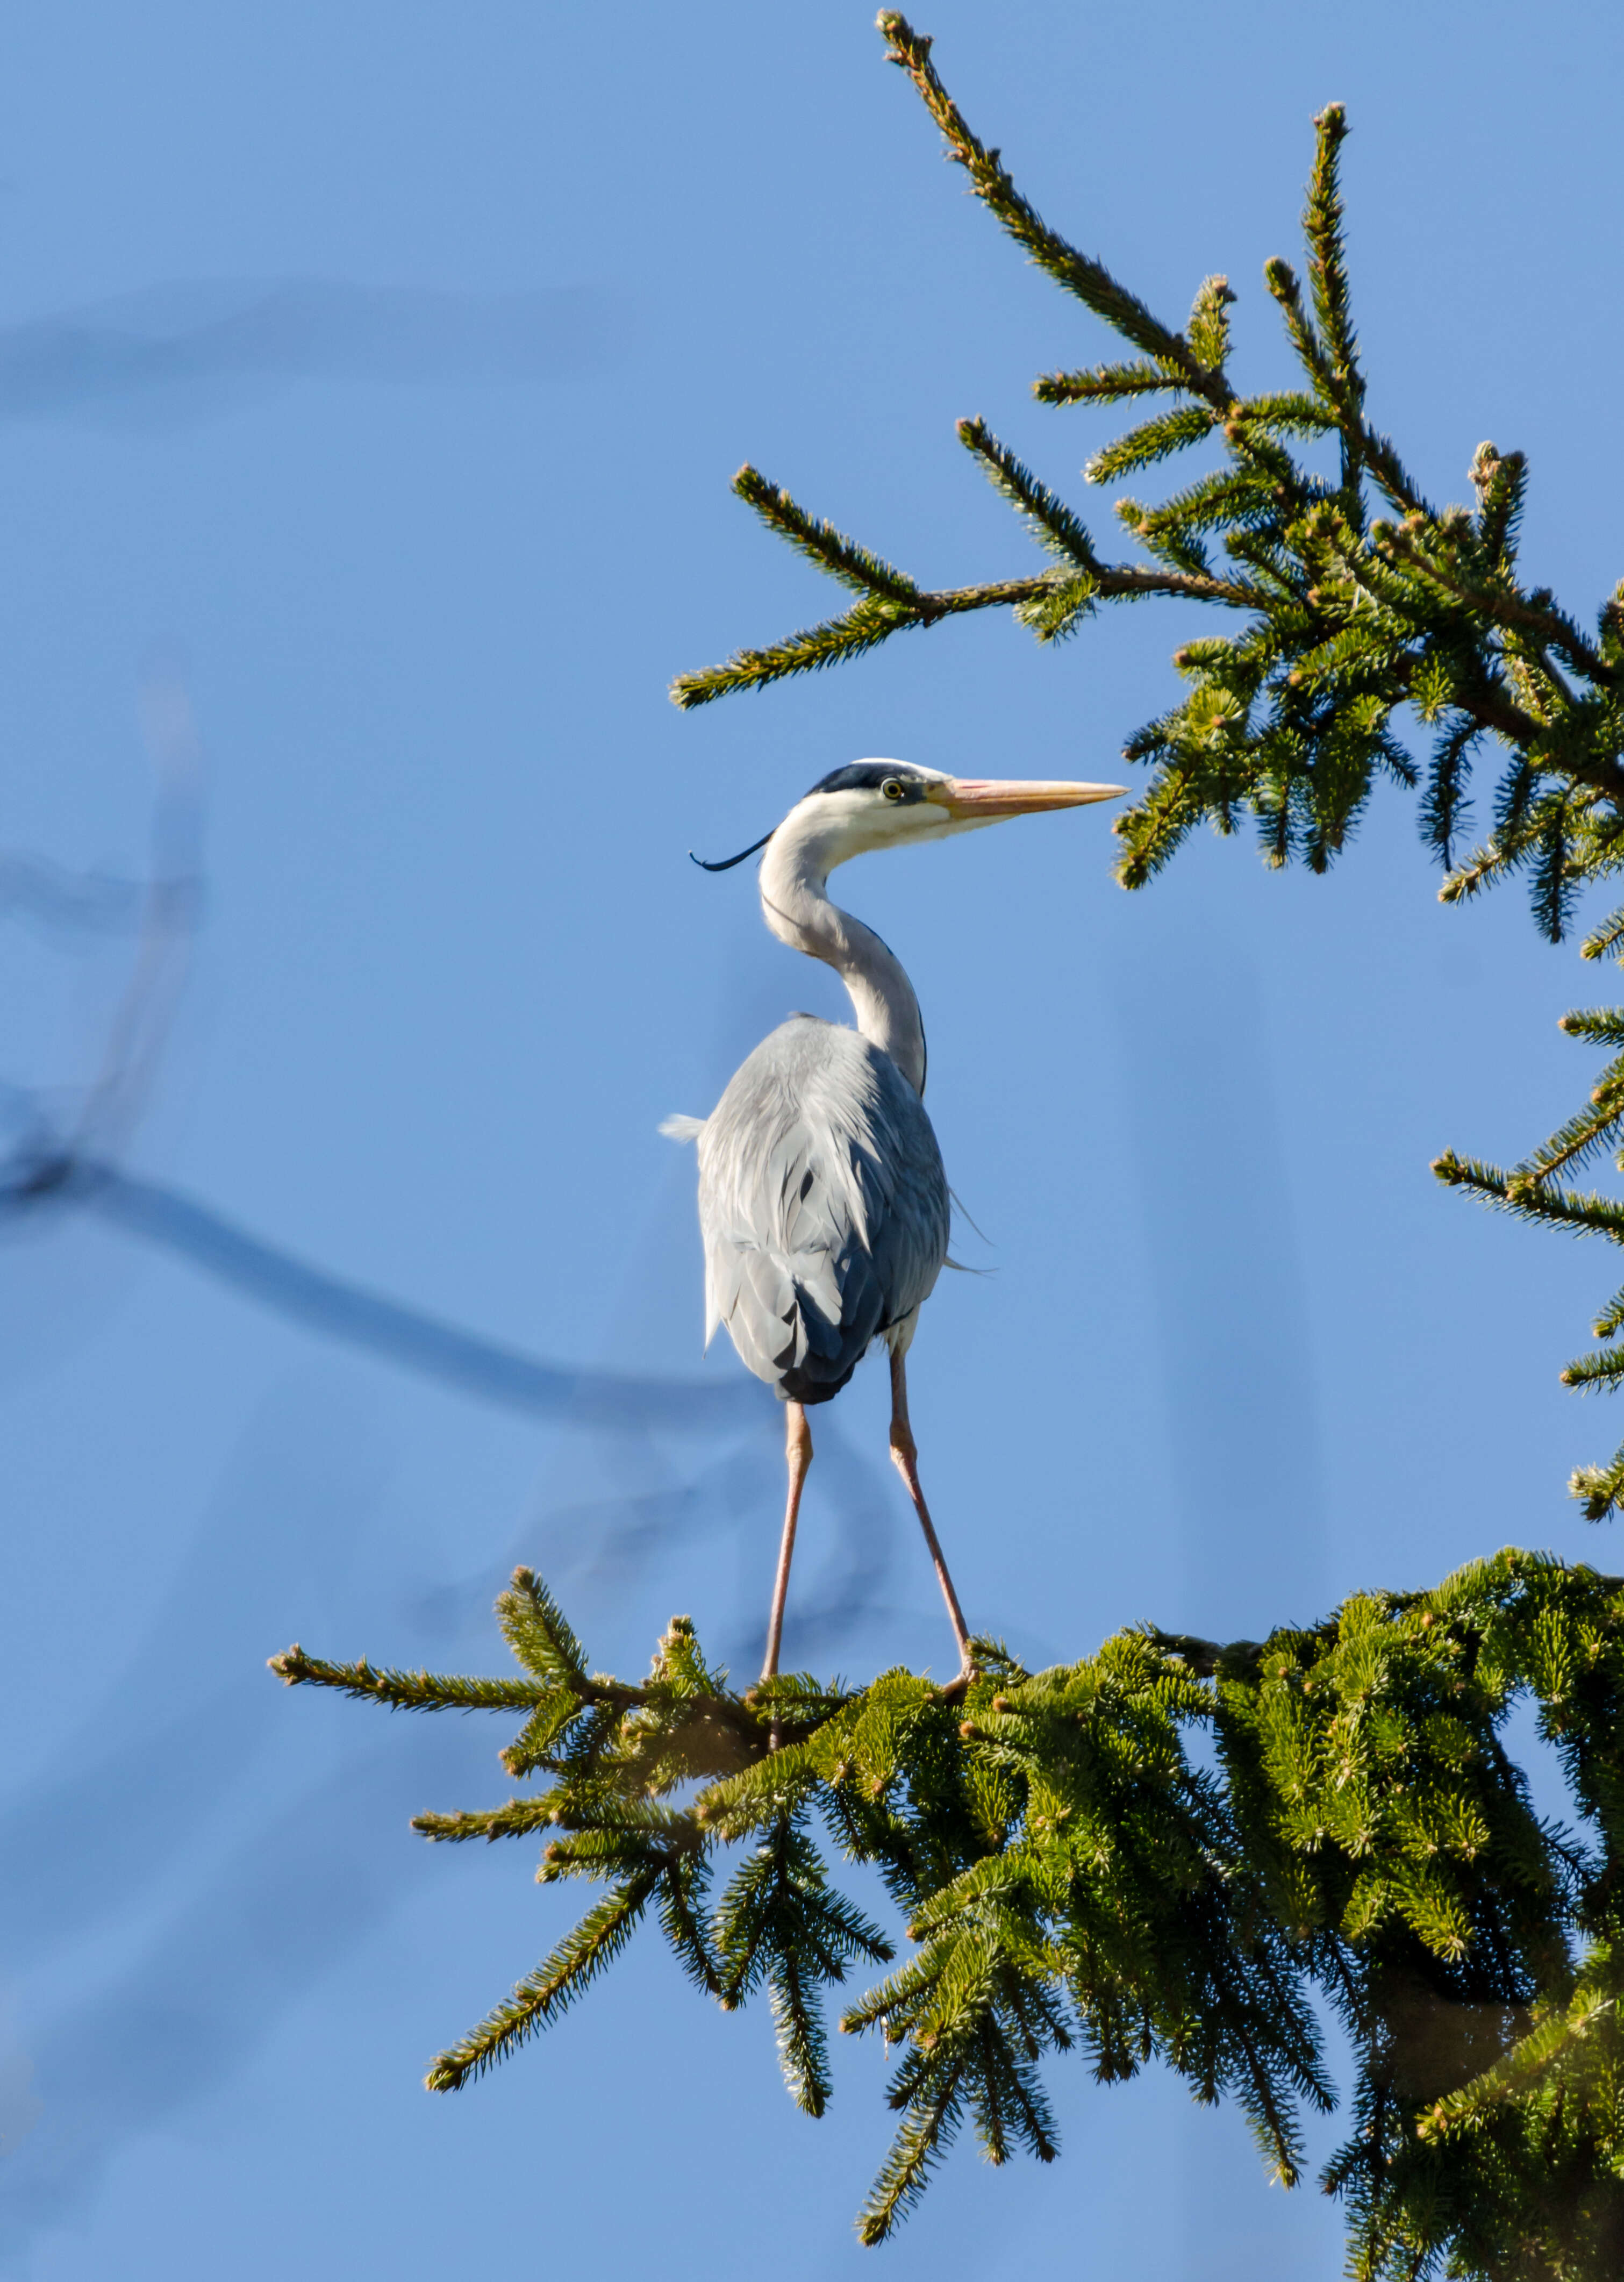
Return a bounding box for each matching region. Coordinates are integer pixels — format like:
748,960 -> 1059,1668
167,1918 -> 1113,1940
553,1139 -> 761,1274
803,759 -> 1127,850
692,760 -> 1127,876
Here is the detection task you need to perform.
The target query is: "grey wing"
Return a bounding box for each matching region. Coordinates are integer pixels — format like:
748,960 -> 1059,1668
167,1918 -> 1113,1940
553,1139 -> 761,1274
693,1018 -> 949,1404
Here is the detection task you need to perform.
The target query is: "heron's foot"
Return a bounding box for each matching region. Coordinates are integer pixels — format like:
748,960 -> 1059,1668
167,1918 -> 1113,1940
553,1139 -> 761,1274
935,1664 -> 979,1705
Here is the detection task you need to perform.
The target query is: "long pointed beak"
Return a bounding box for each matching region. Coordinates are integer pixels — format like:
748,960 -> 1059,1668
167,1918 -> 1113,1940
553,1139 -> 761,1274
942,777 -> 1128,820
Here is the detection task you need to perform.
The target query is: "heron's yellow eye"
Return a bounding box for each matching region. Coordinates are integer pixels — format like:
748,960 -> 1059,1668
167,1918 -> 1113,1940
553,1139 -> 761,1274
882,778 -> 905,802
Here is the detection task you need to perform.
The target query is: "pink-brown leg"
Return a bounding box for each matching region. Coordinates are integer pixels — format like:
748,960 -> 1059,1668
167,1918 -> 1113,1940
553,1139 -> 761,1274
762,1400 -> 812,1685
889,1350 -> 974,1678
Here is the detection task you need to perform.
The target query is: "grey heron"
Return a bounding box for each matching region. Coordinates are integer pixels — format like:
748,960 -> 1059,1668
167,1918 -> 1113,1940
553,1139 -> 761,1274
664,760 -> 1124,1687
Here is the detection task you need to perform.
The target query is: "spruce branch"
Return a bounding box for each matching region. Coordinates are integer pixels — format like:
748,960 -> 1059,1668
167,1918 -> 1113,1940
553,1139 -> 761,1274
1583,905 -> 1624,964
874,12 -> 1227,404
1033,357 -> 1185,406
856,2080 -> 963,2244
1303,105 -> 1360,409
1559,1008 -> 1624,1049
1518,1083 -> 1624,1185
1240,390 -> 1339,439
497,1565 -> 589,1691
1418,718 -> 1479,868
1186,275 -> 1237,374
1439,984 -> 1624,1521
425,1869 -> 663,2091
1561,1348 -> 1624,1394
413,1796 -> 561,1843
268,1644 -> 546,1714
283,1556 -> 1624,2268
730,466 -> 923,604
1374,523 -> 1618,707
955,417 -> 1098,568
673,20 -> 1624,945
670,591 -> 941,707
1571,1450 -> 1624,1525
1084,404 -> 1219,486
672,539 -> 1262,709
500,1688 -> 583,1777
1262,260 -> 1345,433
1472,441 -> 1527,569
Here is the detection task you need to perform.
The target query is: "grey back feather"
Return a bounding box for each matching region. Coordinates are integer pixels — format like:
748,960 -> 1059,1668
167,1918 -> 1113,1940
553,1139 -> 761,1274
676,1016 -> 949,1405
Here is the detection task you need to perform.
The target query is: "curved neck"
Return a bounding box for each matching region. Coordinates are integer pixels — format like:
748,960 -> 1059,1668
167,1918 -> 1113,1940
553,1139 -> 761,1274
759,823 -> 927,1096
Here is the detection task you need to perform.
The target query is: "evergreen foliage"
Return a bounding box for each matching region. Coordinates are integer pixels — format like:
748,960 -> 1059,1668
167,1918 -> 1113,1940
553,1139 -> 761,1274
270,17 -> 1624,2277
275,1551 -> 1624,2271
673,13 -> 1624,954
1436,943 -> 1624,1528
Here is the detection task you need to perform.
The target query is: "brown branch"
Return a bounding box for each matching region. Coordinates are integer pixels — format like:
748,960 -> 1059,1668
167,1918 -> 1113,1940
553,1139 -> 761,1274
914,562 -> 1268,624
1382,653 -> 1547,755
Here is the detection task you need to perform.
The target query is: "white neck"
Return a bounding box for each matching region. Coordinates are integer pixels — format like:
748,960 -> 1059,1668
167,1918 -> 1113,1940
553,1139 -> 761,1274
758,803 -> 927,1096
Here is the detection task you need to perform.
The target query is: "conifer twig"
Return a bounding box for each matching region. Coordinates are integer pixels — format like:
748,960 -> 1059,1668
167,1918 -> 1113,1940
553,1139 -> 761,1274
875,12 -> 1227,404
425,1870 -> 663,2090
268,1645 -> 546,1713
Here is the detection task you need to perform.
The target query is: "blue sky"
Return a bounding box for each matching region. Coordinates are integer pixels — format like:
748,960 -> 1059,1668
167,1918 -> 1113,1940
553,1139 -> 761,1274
3,3 -> 1622,2274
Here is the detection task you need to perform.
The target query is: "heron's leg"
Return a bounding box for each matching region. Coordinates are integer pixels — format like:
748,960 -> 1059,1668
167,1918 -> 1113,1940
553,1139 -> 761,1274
762,1400 -> 812,1687
889,1350 -> 974,1679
